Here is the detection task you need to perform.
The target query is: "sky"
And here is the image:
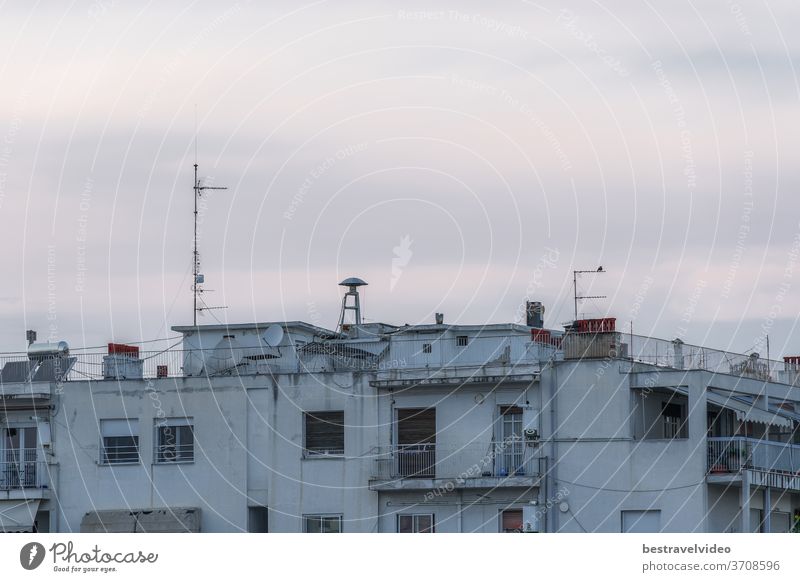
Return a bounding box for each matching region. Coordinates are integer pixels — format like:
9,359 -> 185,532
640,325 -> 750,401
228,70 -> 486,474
0,0 -> 798,358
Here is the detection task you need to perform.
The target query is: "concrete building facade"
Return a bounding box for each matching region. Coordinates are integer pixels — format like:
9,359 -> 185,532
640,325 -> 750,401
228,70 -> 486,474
1,307 -> 799,533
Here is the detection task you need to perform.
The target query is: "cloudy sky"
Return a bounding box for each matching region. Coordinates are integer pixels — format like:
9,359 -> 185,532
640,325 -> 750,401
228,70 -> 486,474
0,1 -> 798,357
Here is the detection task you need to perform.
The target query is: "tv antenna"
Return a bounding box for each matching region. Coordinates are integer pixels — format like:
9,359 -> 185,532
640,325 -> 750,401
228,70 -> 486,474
193,163 -> 228,326
573,266 -> 606,321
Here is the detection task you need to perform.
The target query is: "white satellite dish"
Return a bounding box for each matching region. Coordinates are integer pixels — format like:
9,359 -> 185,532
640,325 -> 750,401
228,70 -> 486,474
262,324 -> 285,347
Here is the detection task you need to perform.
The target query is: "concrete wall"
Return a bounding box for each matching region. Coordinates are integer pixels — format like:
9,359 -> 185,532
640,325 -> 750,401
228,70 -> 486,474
51,372 -> 382,533
377,489 -> 535,533
32,331 -> 800,533
543,360 -> 709,532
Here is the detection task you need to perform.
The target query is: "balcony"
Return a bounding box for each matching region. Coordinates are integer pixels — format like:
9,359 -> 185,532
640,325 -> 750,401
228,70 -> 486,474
1,449 -> 47,497
707,437 -> 800,490
369,442 -> 540,491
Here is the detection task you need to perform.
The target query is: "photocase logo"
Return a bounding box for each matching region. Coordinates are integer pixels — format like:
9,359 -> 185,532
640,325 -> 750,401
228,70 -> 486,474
20,542 -> 46,570
390,235 -> 413,291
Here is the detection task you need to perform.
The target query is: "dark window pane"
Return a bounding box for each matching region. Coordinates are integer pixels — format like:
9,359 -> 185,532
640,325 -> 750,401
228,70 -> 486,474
103,436 -> 139,463
248,507 -> 268,533
305,515 -> 341,533
157,423 -> 194,462
398,515 -> 412,533
417,515 -> 433,533
305,516 -> 321,533
178,426 -> 194,461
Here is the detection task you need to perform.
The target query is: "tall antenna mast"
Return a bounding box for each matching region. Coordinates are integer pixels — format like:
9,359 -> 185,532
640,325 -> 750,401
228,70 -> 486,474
573,266 -> 606,321
193,163 -> 228,326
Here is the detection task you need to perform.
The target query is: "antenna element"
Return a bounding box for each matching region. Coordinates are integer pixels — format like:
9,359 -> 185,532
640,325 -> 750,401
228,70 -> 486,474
573,266 -> 606,321
193,163 -> 228,326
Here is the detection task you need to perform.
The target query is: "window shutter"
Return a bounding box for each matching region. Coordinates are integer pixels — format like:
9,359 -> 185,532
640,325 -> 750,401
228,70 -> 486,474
397,408 -> 436,444
162,417 -> 192,427
305,411 -> 344,453
502,510 -> 523,532
101,419 -> 138,437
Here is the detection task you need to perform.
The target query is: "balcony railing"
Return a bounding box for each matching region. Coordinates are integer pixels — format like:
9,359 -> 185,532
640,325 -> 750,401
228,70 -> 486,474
371,441 -> 538,481
4,330 -> 800,384
1,448 -> 45,489
628,334 -> 800,384
708,437 -> 800,475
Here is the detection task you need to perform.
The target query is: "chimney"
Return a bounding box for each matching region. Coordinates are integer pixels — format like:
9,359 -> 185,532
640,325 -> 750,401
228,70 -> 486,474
526,301 -> 544,328
435,313 -> 444,325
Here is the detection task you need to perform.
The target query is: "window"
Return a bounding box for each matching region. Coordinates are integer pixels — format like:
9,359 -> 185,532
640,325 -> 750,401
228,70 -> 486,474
456,335 -> 469,347
155,418 -> 194,463
100,419 -> 139,464
500,509 -> 523,533
750,509 -> 764,533
635,390 -> 689,440
248,506 -> 268,533
771,511 -> 791,533
621,510 -> 661,533
422,343 -> 432,354
304,411 -> 345,456
707,409 -> 736,438
398,514 -> 434,533
304,514 -> 342,533
662,402 -> 686,439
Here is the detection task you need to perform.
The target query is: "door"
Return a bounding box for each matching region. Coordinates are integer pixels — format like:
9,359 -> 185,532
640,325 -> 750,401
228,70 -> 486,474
395,408 -> 436,478
497,406 -> 523,475
3,427 -> 37,488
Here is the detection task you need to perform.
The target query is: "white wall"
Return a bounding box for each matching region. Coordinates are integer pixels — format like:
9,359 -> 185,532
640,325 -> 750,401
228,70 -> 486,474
51,371 -> 381,532
40,329 -> 800,533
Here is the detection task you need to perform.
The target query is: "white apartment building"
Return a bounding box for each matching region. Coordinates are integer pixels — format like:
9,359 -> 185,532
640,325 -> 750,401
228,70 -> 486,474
1,289 -> 799,533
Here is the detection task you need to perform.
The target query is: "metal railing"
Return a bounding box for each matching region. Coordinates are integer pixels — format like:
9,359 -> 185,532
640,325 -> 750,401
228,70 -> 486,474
708,437 -> 800,475
0,334 -> 552,383
371,441 -> 538,480
1,449 -> 45,489
0,348 -> 299,382
493,439 -> 530,476
154,443 -> 195,463
101,442 -> 140,464
3,330 -> 799,384
627,334 -> 797,383
392,444 -> 436,478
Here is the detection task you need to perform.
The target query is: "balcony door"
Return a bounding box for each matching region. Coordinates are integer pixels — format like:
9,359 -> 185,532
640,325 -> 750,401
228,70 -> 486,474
2,427 -> 37,488
496,406 -> 524,476
395,408 -> 436,478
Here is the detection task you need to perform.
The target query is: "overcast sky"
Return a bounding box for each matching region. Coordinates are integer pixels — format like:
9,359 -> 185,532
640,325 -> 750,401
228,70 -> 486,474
0,1 -> 798,357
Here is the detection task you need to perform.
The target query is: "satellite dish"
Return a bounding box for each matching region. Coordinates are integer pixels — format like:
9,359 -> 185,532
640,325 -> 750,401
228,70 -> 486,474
262,324 -> 285,347
206,335 -> 243,375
